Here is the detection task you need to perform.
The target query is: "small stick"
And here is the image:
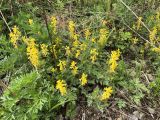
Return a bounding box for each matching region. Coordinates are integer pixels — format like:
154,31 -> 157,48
118,0 -> 151,33
0,10 -> 11,32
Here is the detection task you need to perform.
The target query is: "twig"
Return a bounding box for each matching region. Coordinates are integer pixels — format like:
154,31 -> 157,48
122,20 -> 155,46
0,10 -> 11,32
113,108 -> 133,119
118,0 -> 151,33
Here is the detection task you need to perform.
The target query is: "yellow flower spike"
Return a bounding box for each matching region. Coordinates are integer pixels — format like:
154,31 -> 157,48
91,38 -> 96,43
51,67 -> 56,73
65,46 -> 71,56
72,66 -> 78,75
56,80 -> 67,96
137,17 -> 142,30
40,44 -> 48,57
73,34 -> 79,41
51,16 -> 57,34
53,45 -> 57,59
85,29 -> 91,39
80,43 -> 87,51
108,49 -> 120,73
156,11 -> 160,20
98,28 -> 109,47
28,19 -> 33,25
70,61 -> 78,75
75,50 -> 80,58
70,61 -> 76,69
151,47 -> 160,53
57,60 -> 66,72
72,40 -> 80,48
90,48 -> 98,63
22,36 -> 29,44
100,87 -> 113,101
26,38 -> 39,68
79,73 -> 88,86
9,26 -> 21,48
68,20 -> 75,39
149,27 -> 157,44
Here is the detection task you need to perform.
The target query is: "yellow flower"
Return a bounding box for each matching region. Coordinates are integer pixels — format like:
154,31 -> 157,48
65,46 -> 71,56
144,42 -> 149,49
149,27 -> 157,44
26,38 -> 39,68
98,28 -> 109,47
79,73 -> 88,86
56,80 -> 67,96
85,29 -> 91,39
108,49 -> 120,73
28,19 -> 33,25
70,61 -> 78,75
57,60 -> 66,71
151,47 -> 160,53
91,38 -> 96,43
100,87 -> 113,101
136,17 -> 142,30
40,44 -> 48,57
80,43 -> 87,51
75,50 -> 80,58
156,11 -> 160,20
90,48 -> 98,63
51,16 -> 57,34
51,67 -> 56,73
73,33 -> 79,41
9,26 -> 21,48
72,66 -> 78,75
70,61 -> 76,69
53,45 -> 57,59
22,36 -> 29,44
68,20 -> 75,39
72,40 -> 80,48
132,37 -> 138,44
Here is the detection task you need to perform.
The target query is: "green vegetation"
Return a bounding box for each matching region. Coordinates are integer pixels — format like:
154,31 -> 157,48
0,0 -> 160,119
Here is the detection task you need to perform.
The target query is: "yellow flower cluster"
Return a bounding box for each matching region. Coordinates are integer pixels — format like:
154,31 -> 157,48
156,11 -> 160,20
68,20 -> 75,39
72,40 -> 80,48
75,50 -> 80,58
90,48 -> 98,63
100,87 -> 113,101
80,43 -> 87,51
98,28 -> 108,47
149,27 -> 157,44
56,80 -> 67,96
26,38 -> 39,68
51,67 -> 56,73
70,61 -> 78,75
40,44 -> 48,57
79,73 -> 88,86
91,38 -> 96,43
151,47 -> 160,53
65,46 -> 71,56
22,36 -> 29,44
9,26 -> 21,48
108,49 -> 120,73
137,17 -> 142,30
57,60 -> 66,71
84,29 -> 91,39
132,37 -> 138,44
51,16 -> 57,34
52,45 -> 57,59
28,19 -> 33,25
